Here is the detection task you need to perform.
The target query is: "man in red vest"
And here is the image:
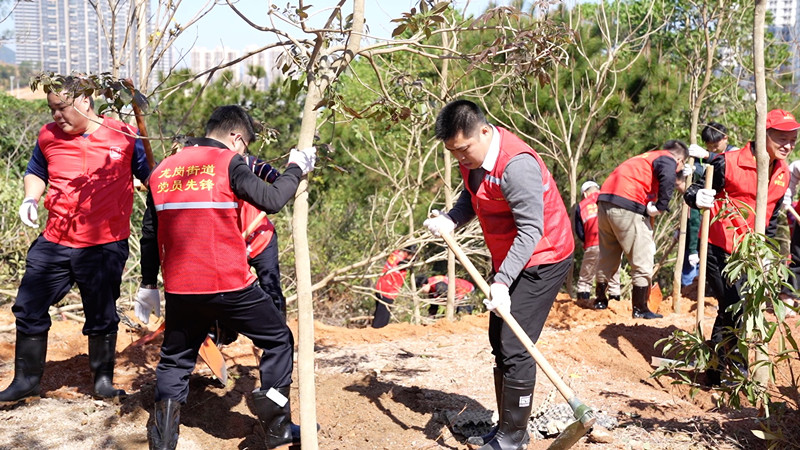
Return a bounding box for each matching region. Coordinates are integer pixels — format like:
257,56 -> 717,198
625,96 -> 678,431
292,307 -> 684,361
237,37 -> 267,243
595,140 -> 688,318
2,77 -> 150,404
423,100 -> 573,450
136,105 -> 316,450
685,109 -> 798,385
371,248 -> 413,328
574,181 -> 620,307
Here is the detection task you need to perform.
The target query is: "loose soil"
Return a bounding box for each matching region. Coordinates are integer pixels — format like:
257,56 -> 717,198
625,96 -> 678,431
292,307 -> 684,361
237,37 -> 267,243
1,291 -> 799,450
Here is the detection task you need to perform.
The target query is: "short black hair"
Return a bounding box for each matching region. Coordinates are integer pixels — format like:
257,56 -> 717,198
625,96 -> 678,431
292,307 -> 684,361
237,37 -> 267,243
205,105 -> 257,144
663,139 -> 688,159
701,122 -> 728,144
434,99 -> 488,141
48,75 -> 94,108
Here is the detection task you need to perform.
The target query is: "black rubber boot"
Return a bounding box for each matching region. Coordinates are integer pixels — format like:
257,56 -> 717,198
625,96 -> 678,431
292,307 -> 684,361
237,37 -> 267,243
609,294 -> 621,301
467,366 -> 503,446
576,292 -> 590,307
148,398 -> 181,450
253,387 -> 294,449
632,285 -> 662,319
478,377 -> 535,450
593,282 -> 608,310
0,331 -> 47,403
88,333 -> 127,399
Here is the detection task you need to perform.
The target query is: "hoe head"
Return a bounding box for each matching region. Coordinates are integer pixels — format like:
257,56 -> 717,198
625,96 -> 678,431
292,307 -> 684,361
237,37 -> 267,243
547,399 -> 595,450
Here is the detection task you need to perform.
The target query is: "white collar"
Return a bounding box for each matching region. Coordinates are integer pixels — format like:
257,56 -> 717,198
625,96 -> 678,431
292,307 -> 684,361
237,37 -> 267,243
481,125 -> 500,171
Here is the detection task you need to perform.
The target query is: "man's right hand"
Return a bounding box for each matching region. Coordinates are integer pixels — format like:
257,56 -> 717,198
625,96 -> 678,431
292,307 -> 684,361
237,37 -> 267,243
134,287 -> 161,324
19,197 -> 39,228
688,144 -> 709,160
288,147 -> 317,175
423,212 -> 455,237
695,188 -> 717,209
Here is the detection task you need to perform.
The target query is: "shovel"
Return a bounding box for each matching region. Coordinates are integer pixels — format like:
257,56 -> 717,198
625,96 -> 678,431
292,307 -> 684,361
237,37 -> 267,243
438,231 -> 595,449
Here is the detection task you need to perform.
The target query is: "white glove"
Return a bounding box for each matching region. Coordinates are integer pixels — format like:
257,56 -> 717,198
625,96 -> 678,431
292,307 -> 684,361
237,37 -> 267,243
688,253 -> 700,267
19,197 -> 39,228
423,213 -> 455,237
682,164 -> 693,179
646,202 -> 660,217
688,144 -> 709,159
134,288 -> 161,324
484,282 -> 511,317
288,147 -> 317,175
695,188 -> 717,209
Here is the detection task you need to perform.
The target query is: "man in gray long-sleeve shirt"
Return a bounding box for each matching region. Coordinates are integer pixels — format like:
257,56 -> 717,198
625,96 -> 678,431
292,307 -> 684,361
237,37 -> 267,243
423,100 -> 573,450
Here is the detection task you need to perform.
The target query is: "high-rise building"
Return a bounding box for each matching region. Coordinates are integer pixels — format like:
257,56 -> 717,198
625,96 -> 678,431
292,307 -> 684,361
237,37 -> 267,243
14,0 -> 172,88
766,0 -> 800,88
189,46 -> 284,91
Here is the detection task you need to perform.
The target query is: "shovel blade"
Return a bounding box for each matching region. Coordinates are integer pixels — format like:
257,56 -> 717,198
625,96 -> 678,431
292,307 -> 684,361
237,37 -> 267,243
547,418 -> 593,450
199,335 -> 227,385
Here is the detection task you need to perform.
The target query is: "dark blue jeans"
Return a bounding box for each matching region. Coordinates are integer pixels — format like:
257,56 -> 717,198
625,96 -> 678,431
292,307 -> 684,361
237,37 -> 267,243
13,236 -> 128,336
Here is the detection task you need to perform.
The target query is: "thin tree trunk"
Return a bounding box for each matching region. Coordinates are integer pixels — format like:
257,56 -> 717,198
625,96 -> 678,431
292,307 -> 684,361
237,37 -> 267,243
440,31 -> 456,322
293,3 -> 366,447
752,0 -> 770,390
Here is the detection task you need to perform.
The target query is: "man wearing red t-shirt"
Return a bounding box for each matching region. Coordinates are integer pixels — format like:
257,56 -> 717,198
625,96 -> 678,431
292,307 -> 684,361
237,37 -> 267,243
2,77 -> 150,404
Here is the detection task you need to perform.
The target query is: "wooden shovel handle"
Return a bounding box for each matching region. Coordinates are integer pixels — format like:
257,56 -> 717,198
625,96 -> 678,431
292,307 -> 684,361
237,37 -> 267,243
696,164 -> 714,337
439,231 -> 578,403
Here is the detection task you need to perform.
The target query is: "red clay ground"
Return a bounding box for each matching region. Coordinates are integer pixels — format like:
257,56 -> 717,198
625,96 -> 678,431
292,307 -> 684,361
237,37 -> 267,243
0,292 -> 799,449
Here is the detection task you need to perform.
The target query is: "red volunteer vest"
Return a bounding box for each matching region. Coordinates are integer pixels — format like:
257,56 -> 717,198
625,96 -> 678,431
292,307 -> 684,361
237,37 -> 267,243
423,275 -> 475,299
239,201 -> 276,259
375,249 -> 410,300
708,143 -> 789,253
150,146 -> 256,294
38,117 -> 139,247
578,191 -> 600,249
600,150 -> 672,209
460,127 -> 573,273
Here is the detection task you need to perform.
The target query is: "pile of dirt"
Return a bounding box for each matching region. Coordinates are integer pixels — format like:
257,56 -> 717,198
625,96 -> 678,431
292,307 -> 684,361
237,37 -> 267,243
1,293 -> 799,449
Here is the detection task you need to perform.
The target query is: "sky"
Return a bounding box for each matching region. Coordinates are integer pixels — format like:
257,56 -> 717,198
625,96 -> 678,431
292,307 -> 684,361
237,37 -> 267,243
0,0 -> 502,53
171,0 -> 499,53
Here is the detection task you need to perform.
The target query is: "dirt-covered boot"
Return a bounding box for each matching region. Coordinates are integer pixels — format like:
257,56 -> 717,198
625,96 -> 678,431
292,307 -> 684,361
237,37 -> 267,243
253,387 -> 293,449
593,282 -> 609,310
148,398 -> 181,450
467,366 -> 503,446
478,377 -> 535,450
0,331 -> 47,403
88,333 -> 127,399
632,285 -> 662,319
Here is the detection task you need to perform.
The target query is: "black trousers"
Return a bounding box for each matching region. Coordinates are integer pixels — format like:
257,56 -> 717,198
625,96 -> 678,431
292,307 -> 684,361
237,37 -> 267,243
705,244 -> 745,347
249,233 -> 286,316
13,236 -> 128,336
155,283 -> 294,403
488,255 -> 572,381
372,294 -> 393,328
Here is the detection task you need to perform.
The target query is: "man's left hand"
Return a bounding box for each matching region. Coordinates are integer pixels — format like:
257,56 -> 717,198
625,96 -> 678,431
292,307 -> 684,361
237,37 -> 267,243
646,202 -> 660,217
484,283 -> 510,317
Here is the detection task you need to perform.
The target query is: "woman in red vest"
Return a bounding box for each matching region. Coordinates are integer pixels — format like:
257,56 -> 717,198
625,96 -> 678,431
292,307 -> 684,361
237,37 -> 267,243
685,109 -> 799,385
424,100 -> 573,450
